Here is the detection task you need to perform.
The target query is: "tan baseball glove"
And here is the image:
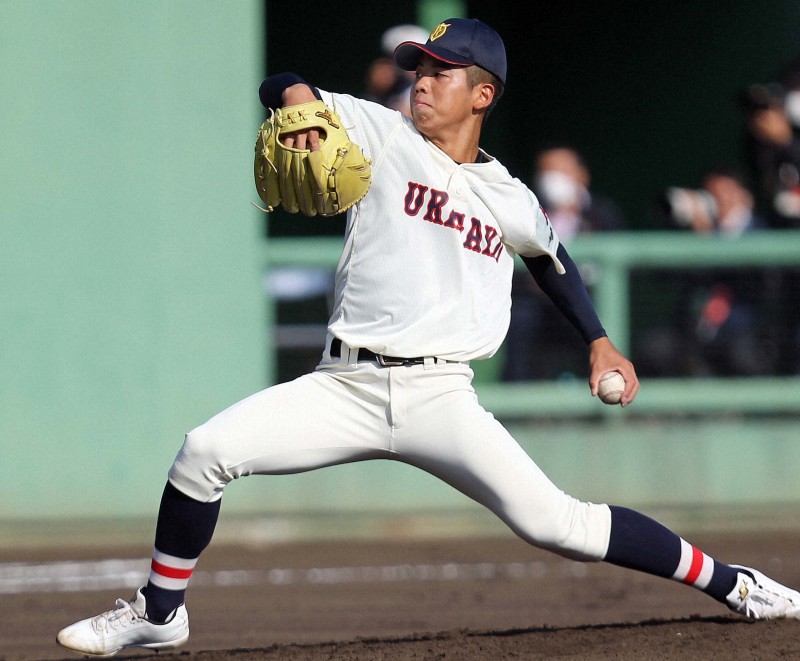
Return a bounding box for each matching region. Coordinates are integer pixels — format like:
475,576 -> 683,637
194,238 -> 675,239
254,100 -> 372,216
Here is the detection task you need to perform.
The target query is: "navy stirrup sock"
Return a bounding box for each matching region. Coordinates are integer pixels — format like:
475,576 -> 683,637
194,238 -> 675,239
141,481 -> 221,622
605,505 -> 738,602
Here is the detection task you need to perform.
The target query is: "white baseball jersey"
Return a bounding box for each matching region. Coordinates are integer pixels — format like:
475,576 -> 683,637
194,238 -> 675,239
319,90 -> 564,362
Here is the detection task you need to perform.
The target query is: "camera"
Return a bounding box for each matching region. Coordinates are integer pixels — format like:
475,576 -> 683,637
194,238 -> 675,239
658,187 -> 718,227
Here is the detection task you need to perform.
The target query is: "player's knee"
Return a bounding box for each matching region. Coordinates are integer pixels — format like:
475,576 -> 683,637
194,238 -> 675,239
514,500 -> 612,562
174,425 -> 221,469
168,425 -> 231,502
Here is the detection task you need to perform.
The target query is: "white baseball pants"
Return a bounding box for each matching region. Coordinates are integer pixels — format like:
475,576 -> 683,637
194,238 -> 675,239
169,338 -> 611,561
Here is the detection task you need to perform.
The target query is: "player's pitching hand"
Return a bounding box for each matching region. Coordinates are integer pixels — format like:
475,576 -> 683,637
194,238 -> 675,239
587,337 -> 639,407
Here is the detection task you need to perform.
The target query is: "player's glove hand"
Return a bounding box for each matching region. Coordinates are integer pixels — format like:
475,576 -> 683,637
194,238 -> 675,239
254,100 -> 372,216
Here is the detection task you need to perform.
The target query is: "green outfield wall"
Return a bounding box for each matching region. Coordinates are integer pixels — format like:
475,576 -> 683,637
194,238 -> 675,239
0,2 -> 267,520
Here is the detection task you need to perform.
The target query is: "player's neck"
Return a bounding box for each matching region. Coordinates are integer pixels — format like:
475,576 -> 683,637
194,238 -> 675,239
426,125 -> 483,164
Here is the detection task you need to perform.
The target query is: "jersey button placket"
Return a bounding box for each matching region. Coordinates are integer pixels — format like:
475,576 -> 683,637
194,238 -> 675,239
449,168 -> 465,199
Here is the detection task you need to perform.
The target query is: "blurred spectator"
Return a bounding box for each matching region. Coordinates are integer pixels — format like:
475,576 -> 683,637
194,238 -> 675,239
740,56 -> 800,229
770,57 -> 800,374
362,57 -> 407,108
502,146 -> 626,381
532,146 -> 626,241
660,164 -> 768,236
361,24 -> 428,117
739,57 -> 800,375
641,166 -> 775,377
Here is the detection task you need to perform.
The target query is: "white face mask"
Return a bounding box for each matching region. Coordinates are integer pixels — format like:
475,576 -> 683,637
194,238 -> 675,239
534,170 -> 580,207
785,90 -> 800,128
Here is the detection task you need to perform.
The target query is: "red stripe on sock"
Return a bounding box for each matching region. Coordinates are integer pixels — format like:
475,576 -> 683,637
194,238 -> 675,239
151,559 -> 194,580
682,546 -> 704,585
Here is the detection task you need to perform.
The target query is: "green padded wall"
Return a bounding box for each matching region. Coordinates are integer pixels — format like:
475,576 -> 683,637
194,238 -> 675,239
0,1 -> 267,518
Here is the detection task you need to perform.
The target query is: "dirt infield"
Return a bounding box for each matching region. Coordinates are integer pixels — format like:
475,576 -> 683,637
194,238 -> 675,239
4,525 -> 800,661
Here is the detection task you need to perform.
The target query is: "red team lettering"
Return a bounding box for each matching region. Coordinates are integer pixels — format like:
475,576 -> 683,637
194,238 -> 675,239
403,182 -> 503,261
403,182 -> 428,215
422,189 -> 449,225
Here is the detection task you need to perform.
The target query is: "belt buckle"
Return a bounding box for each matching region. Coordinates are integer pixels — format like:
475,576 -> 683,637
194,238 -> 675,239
376,354 -> 405,367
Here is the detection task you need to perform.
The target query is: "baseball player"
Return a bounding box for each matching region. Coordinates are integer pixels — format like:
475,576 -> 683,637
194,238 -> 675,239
57,17 -> 800,656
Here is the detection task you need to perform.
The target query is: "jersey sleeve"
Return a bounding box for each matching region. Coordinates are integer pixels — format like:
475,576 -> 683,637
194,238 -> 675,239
498,187 -> 565,274
317,89 -> 408,164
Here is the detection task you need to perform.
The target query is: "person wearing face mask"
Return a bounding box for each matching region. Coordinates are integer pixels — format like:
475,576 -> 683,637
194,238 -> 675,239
532,146 -> 625,242
502,146 -> 625,381
741,57 -> 800,230
777,59 -> 800,374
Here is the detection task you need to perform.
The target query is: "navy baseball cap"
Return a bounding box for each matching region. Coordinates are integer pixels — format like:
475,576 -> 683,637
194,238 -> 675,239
394,18 -> 507,85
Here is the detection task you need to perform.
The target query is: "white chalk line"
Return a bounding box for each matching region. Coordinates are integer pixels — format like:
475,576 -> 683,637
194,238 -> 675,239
0,557 -> 588,595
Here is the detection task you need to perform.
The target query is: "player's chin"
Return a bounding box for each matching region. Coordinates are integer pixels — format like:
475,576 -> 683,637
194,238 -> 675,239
411,103 -> 432,123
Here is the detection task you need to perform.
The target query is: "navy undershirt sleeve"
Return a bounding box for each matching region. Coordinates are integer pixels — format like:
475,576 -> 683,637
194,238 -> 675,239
258,72 -> 321,109
521,244 -> 607,345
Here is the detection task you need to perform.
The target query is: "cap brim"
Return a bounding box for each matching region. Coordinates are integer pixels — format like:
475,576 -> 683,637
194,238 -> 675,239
393,41 -> 473,72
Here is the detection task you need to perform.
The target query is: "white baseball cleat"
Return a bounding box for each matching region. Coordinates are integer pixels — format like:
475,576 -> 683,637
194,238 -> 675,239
56,587 -> 189,657
726,565 -> 800,620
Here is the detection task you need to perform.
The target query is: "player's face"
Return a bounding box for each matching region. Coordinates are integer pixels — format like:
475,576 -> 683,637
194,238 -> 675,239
410,55 -> 477,136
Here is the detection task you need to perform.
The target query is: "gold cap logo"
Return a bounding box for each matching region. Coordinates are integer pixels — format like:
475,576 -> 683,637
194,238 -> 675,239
429,23 -> 449,41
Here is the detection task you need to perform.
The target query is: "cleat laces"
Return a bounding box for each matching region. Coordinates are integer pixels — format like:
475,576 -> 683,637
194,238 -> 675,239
91,599 -> 137,635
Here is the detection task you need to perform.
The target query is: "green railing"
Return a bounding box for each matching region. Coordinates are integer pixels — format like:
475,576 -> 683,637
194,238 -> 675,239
264,231 -> 800,419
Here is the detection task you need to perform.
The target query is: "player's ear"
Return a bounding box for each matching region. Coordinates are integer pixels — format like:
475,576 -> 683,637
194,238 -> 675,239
473,82 -> 495,112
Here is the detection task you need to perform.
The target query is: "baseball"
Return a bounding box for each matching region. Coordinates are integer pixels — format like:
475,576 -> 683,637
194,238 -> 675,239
598,371 -> 625,405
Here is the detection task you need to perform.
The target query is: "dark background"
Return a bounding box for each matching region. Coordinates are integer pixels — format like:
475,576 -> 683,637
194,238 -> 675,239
263,0 -> 800,235
261,1 -> 800,382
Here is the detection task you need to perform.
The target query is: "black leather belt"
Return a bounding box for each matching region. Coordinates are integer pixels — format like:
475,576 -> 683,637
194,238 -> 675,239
330,337 -> 429,366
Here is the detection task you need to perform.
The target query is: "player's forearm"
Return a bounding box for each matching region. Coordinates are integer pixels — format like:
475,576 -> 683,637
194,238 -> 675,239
258,72 -> 321,109
521,244 -> 606,345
